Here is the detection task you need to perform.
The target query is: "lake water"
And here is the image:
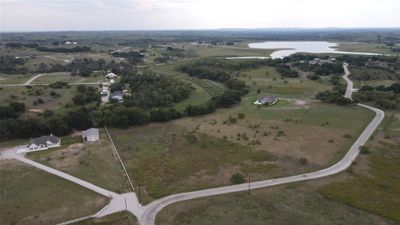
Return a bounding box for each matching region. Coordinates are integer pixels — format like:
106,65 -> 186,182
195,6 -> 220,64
243,41 -> 381,59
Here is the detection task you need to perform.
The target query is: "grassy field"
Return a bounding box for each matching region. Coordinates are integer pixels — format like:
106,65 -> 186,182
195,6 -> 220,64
336,42 -> 399,55
0,159 -> 107,225
72,212 -> 138,225
109,99 -> 373,204
0,74 -> 34,84
0,85 -> 76,112
110,127 -> 295,204
156,181 -> 395,225
28,131 -> 131,193
190,45 -> 274,58
239,66 -> 333,99
31,72 -> 104,84
318,111 -> 400,221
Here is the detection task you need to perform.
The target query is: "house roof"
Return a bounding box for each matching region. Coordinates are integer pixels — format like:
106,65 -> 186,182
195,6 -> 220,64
28,135 -> 60,146
111,91 -> 123,100
257,96 -> 277,103
82,128 -> 99,138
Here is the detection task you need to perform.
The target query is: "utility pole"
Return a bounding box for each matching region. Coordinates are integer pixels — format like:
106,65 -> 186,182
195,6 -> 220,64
138,186 -> 142,204
248,175 -> 251,196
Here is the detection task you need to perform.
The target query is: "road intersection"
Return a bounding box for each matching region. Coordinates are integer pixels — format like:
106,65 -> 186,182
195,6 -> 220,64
0,63 -> 385,225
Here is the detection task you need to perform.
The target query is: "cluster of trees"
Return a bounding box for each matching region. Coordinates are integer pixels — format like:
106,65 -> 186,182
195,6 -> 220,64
0,102 -> 26,119
121,70 -> 194,109
299,63 -> 343,76
36,46 -> 91,52
5,42 -> 39,48
274,64 -> 299,78
316,90 -> 353,105
0,107 -> 96,139
111,51 -> 144,64
72,85 -> 100,105
335,55 -> 398,67
48,81 -> 69,89
360,83 -> 400,93
352,83 -> 400,110
316,85 -> 352,105
0,55 -> 27,74
69,58 -> 106,76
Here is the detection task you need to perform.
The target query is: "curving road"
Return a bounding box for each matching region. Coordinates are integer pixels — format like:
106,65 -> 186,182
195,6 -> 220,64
0,63 -> 385,225
139,63 -> 384,225
342,63 -> 353,99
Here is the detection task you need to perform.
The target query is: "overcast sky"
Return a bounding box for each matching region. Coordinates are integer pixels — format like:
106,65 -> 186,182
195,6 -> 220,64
1,0 -> 399,32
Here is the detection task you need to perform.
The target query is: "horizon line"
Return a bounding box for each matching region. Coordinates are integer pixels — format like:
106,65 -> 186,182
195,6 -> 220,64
1,27 -> 400,33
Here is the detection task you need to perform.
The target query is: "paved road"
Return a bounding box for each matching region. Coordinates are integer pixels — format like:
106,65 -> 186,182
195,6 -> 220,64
24,73 -> 46,85
45,55 -> 73,63
342,63 -> 353,99
0,62 -> 385,225
0,148 -> 144,220
139,63 -> 385,225
1,149 -> 118,198
0,81 -> 104,87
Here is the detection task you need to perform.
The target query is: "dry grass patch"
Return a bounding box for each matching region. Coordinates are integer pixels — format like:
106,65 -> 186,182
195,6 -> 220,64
172,110 -> 349,166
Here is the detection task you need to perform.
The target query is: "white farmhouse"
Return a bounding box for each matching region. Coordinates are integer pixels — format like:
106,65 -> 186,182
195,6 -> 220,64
254,96 -> 278,105
82,128 -> 99,142
19,135 -> 61,153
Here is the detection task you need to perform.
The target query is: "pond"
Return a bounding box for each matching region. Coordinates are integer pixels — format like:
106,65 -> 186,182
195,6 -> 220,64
243,41 -> 381,59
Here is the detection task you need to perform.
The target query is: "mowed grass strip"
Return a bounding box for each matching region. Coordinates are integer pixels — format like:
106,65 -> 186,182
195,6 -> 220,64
0,160 -> 107,225
72,211 -> 138,225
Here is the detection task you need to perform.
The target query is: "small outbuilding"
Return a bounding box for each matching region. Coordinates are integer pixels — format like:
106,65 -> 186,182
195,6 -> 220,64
82,128 -> 99,142
254,96 -> 278,105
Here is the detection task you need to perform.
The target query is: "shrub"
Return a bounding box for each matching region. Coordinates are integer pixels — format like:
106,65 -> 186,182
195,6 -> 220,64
360,146 -> 370,154
230,173 -> 245,184
343,134 -> 352,138
299,157 -> 308,165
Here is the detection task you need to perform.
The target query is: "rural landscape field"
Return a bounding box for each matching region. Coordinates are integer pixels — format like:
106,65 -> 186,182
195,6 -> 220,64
1,0 -> 399,225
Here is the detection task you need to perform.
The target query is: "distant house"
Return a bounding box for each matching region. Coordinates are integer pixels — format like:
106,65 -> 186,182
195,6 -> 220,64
254,96 -> 278,105
111,91 -> 124,102
82,128 -> 99,142
19,135 -> 61,153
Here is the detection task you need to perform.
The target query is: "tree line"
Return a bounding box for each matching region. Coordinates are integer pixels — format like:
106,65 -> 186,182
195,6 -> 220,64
36,46 -> 91,53
353,83 -> 400,110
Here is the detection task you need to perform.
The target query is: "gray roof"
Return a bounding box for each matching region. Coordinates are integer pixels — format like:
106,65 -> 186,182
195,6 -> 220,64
28,135 -> 60,146
82,128 -> 99,137
257,96 -> 277,103
111,91 -> 123,100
